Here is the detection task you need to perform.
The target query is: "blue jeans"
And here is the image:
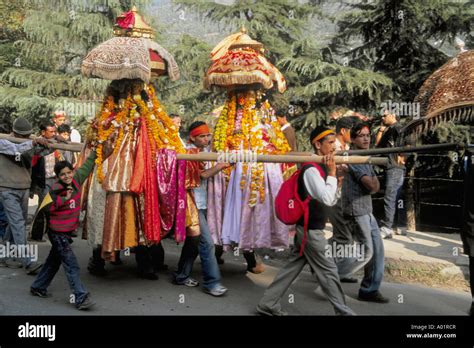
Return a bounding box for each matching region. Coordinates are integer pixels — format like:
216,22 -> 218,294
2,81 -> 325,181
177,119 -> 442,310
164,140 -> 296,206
31,231 -> 88,305
198,209 -> 221,290
175,209 -> 221,290
354,214 -> 385,294
0,189 -> 32,267
381,167 -> 405,229
0,200 -> 7,240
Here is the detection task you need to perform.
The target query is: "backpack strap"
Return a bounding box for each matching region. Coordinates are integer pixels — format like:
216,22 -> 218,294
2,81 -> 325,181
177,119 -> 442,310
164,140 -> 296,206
298,162 -> 327,256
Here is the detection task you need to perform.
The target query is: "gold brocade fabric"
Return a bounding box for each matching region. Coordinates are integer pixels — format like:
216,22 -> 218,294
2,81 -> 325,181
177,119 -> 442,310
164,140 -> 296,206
102,193 -> 121,260
122,193 -> 139,248
101,193 -> 139,260
282,164 -> 298,181
185,191 -> 200,237
103,131 -> 136,192
185,148 -> 203,189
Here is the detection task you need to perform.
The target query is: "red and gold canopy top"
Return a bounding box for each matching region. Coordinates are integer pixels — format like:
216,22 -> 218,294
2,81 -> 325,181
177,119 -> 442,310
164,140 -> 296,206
113,5 -> 155,39
81,6 -> 179,83
205,27 -> 286,93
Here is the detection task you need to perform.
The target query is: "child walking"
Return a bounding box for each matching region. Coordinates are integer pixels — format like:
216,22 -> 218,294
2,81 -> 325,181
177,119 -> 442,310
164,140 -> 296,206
30,150 -> 97,310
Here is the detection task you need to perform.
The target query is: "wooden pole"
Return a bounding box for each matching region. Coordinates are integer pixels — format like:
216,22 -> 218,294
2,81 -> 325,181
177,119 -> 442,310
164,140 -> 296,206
178,152 -> 388,165
0,133 -> 83,152
0,133 -> 388,165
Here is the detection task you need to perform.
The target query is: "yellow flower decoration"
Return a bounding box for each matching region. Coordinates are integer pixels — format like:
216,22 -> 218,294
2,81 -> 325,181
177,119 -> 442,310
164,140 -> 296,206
88,82 -> 185,183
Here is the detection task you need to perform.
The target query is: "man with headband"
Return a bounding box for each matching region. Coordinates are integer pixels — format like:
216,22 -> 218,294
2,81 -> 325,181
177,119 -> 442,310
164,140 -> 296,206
257,126 -> 355,316
173,121 -> 229,297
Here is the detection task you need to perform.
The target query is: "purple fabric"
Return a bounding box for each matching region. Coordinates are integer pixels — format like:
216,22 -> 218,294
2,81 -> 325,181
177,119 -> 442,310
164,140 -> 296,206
156,149 -> 177,234
238,163 -> 289,250
207,171 -> 227,244
174,159 -> 187,243
221,162 -> 243,245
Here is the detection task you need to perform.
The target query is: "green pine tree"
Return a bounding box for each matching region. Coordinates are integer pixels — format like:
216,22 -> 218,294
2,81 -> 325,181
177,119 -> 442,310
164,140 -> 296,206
331,0 -> 473,104
0,0 -> 149,132
157,33 -> 220,132
173,0 -> 394,150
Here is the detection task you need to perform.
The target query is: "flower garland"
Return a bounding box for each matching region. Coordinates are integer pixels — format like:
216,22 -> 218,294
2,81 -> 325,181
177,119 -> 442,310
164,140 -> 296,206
270,120 -> 291,154
134,94 -> 161,159
95,96 -> 116,182
148,84 -> 185,154
226,94 -> 237,148
89,82 -> 185,182
113,95 -> 134,156
210,90 -> 290,206
212,101 -> 229,152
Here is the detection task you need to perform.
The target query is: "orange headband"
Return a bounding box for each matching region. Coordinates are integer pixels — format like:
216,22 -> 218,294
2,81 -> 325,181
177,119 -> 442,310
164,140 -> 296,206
190,124 -> 210,137
311,129 -> 335,145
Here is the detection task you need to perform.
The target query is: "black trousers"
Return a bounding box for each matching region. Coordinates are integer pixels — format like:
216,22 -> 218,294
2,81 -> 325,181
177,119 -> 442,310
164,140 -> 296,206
135,243 -> 165,274
328,199 -> 354,245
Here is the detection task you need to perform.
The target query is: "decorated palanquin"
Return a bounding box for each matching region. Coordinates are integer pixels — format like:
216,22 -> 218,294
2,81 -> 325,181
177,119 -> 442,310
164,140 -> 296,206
79,7 -> 187,260
205,28 -> 294,251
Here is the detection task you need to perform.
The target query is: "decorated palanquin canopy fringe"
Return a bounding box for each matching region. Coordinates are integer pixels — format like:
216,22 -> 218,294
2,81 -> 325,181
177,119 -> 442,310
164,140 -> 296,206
81,6 -> 179,83
400,50 -> 474,143
204,27 -> 286,93
205,28 -> 293,207
79,7 -> 186,254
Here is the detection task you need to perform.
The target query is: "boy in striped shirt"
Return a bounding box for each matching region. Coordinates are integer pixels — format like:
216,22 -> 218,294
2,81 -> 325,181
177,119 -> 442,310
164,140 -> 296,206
30,151 -> 97,310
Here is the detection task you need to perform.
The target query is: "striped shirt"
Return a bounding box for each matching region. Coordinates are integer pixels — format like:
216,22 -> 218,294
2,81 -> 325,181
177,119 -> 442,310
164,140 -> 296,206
49,179 -> 81,232
47,152 -> 96,233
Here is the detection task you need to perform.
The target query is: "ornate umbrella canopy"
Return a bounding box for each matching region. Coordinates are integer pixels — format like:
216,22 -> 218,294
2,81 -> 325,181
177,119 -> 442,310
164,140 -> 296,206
204,28 -> 286,93
400,50 -> 474,142
81,6 -> 180,83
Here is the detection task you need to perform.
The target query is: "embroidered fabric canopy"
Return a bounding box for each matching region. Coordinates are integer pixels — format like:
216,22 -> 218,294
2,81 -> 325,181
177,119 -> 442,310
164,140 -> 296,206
401,50 -> 474,142
204,28 -> 286,93
81,6 -> 179,83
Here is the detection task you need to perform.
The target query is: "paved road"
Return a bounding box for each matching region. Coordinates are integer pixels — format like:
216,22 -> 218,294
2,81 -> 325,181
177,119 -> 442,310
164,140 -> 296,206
0,238 -> 471,316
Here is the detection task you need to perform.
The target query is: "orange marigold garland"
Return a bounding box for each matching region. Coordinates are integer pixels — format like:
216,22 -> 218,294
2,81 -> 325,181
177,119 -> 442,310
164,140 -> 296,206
88,82 -> 185,182
212,100 -> 229,152
210,90 -> 289,206
95,95 -> 116,182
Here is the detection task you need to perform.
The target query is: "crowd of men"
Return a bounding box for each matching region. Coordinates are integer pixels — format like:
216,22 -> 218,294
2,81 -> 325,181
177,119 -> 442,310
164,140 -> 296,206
0,108 -> 472,316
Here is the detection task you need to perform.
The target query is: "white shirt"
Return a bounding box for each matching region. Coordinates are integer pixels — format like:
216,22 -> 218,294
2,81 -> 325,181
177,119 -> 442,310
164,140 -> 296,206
303,167 -> 339,206
70,128 -> 81,143
280,123 -> 291,132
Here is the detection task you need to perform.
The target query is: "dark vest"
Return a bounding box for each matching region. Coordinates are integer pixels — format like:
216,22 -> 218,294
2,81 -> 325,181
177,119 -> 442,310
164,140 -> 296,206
296,163 -> 330,230
0,152 -> 33,190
